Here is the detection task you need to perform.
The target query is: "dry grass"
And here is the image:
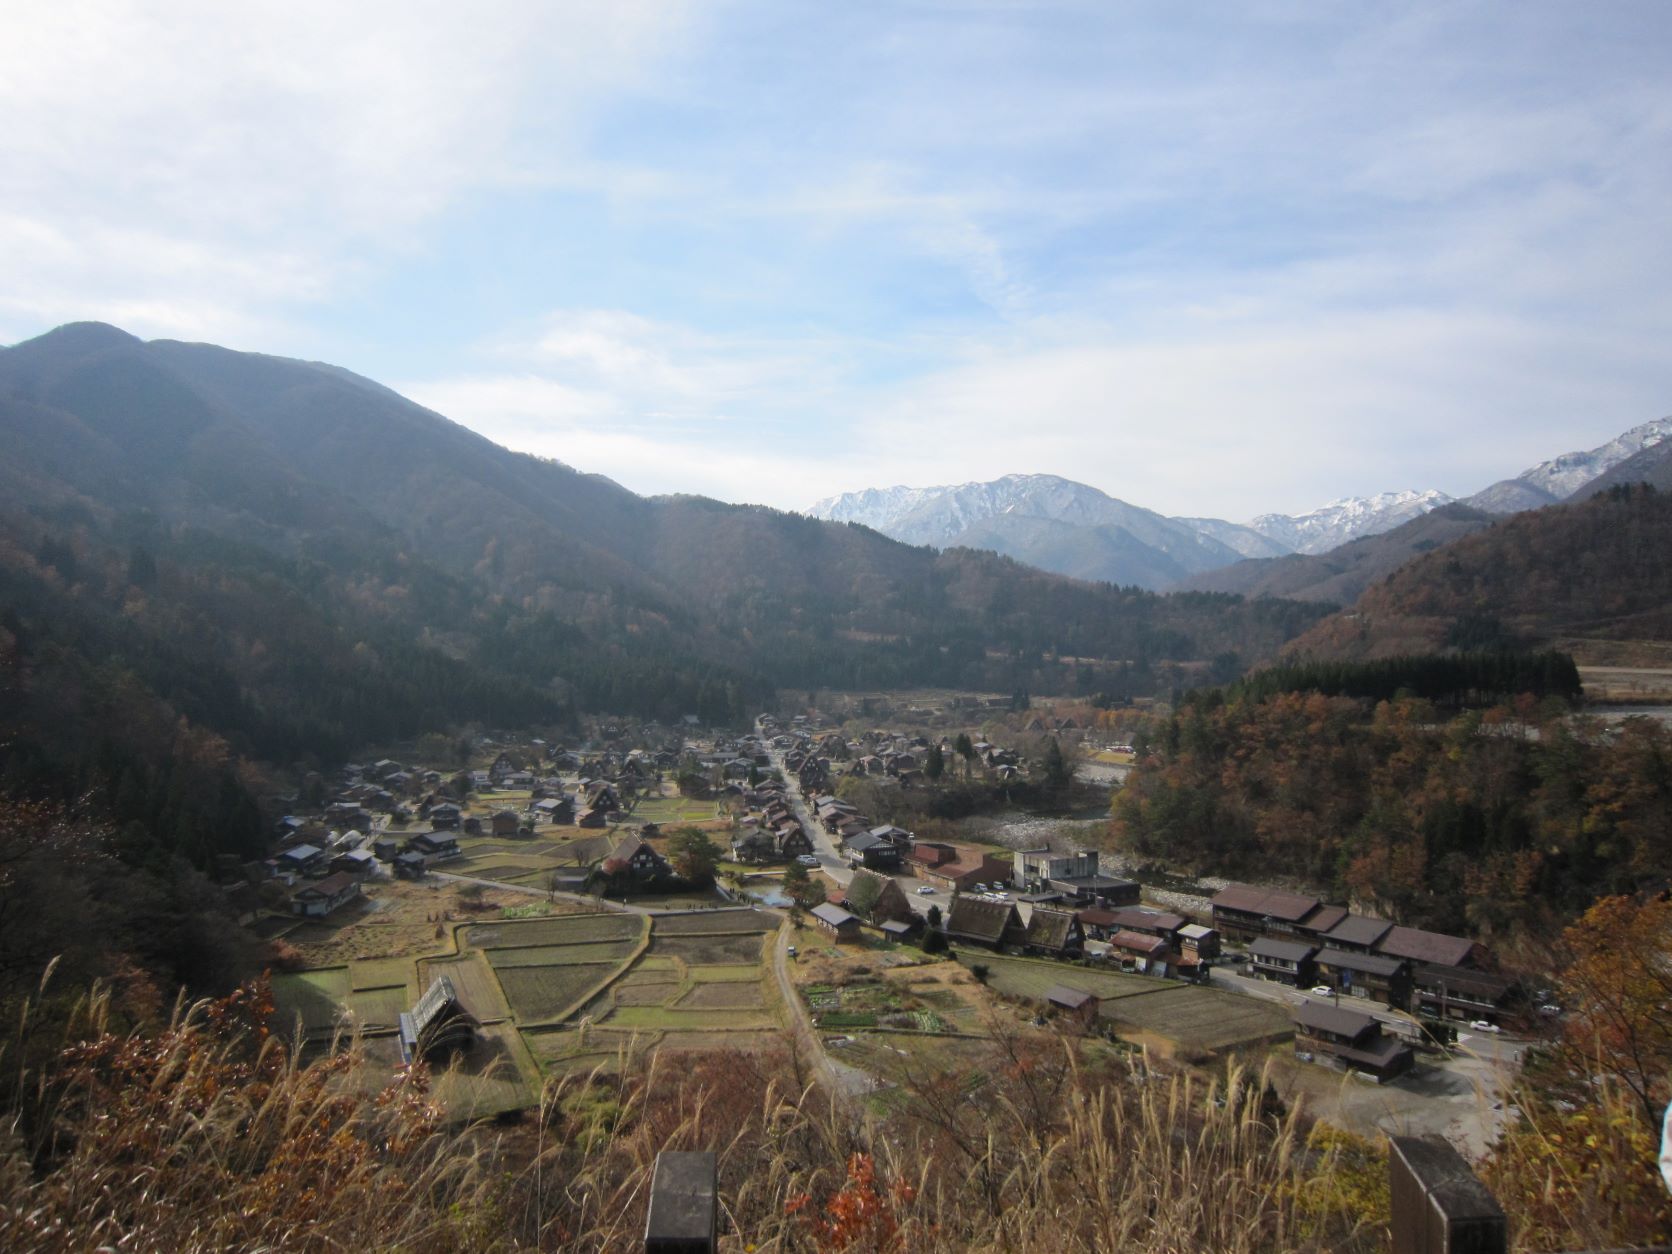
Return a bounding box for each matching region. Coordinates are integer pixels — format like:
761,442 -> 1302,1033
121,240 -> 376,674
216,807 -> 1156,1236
10,967 -> 1663,1251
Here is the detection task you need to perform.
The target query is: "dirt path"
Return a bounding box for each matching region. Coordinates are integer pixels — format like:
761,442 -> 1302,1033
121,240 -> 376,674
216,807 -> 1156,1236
771,920 -> 877,1099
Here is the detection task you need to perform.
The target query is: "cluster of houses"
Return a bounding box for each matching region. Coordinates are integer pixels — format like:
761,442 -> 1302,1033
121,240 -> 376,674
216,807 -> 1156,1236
728,777 -> 815,864
1210,884 -> 1519,1026
756,713 -> 1032,795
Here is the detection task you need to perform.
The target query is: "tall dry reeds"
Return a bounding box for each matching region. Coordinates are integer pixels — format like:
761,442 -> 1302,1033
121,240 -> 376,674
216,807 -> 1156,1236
0,973 -> 1395,1252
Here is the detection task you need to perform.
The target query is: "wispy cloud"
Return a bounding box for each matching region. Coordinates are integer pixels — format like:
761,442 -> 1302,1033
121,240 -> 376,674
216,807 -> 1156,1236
7,2 -> 1672,521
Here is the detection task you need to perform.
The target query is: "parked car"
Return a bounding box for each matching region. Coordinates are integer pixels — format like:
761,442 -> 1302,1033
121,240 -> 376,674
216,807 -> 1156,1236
786,945 -> 798,958
796,854 -> 819,866
1469,1019 -> 1500,1033
916,885 -> 936,895
1310,986 -> 1333,997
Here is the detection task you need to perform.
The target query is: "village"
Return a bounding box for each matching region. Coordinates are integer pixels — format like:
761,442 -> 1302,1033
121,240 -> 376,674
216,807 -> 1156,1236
236,695 -> 1536,1148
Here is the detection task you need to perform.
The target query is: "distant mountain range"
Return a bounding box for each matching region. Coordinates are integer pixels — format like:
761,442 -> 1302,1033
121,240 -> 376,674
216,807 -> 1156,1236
1248,489 -> 1455,556
1464,417 -> 1672,513
0,322 -> 1329,771
1177,503 -> 1499,604
809,475 -> 1279,588
808,418 -> 1672,591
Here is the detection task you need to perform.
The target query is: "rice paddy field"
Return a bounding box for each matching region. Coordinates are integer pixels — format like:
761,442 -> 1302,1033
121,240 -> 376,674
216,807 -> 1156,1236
493,962 -> 620,1022
269,905 -> 786,1097
417,953 -> 512,1021
271,967 -> 351,1036
464,913 -> 644,949
648,933 -> 766,965
961,951 -> 1291,1055
1100,985 -> 1292,1054
965,952 -> 1169,1002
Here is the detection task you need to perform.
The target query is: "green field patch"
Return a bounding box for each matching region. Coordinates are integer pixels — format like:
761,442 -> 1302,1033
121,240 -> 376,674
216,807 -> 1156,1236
496,963 -> 619,1021
685,964 -> 762,982
417,954 -> 510,1021
630,797 -> 719,824
486,940 -> 637,967
349,957 -> 415,991
614,983 -> 676,1007
652,910 -> 775,936
520,1027 -> 639,1075
272,967 -> 350,1034
652,1030 -> 782,1053
1100,985 -> 1291,1053
500,902 -> 554,919
634,956 -> 680,972
676,982 -> 764,1010
817,1012 -> 878,1029
454,861 -> 540,880
431,1023 -> 533,1118
465,913 -> 643,949
649,934 -> 764,966
966,952 -> 1171,1004
457,842 -> 514,855
602,1006 -> 775,1031
348,985 -> 408,1028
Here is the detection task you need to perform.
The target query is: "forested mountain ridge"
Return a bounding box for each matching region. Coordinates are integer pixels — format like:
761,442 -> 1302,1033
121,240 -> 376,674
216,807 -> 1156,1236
1175,502 -> 1498,603
0,323 -> 1331,791
1282,484 -> 1672,663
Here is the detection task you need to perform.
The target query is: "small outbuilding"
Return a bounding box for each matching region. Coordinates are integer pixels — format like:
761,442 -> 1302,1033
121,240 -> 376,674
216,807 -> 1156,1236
1046,985 -> 1100,1025
400,975 -> 480,1064
810,902 -> 862,943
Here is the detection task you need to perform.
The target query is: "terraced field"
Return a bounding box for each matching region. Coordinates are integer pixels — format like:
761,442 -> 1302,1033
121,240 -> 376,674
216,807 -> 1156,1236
417,953 -> 511,1021
677,982 -> 765,1009
272,967 -> 351,1036
272,905 -> 785,1094
464,913 -> 643,949
966,951 -> 1168,1003
486,940 -> 639,965
349,957 -> 414,992
347,985 -> 409,1029
651,909 -> 776,936
494,962 -> 620,1021
649,933 -> 765,965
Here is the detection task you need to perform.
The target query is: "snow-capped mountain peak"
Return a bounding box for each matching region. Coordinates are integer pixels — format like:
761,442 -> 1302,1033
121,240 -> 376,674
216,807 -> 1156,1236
1249,489 -> 1455,555
1466,417 -> 1672,513
1520,418 -> 1672,499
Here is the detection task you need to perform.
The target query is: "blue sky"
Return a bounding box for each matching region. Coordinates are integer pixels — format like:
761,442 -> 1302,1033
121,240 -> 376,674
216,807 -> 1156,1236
5,2 -> 1672,519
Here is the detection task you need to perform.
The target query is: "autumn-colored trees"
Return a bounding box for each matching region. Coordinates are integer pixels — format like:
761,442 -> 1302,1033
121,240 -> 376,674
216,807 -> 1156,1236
1546,894 -> 1672,1126
1482,894 -> 1672,1249
1112,692 -> 1672,937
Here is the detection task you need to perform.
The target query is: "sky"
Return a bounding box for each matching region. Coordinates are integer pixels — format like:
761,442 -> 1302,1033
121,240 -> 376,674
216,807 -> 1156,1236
5,1 -> 1672,521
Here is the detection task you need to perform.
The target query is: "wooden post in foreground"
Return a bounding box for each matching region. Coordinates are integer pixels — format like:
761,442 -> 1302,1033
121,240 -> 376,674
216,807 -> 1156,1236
1389,1135 -> 1506,1254
645,1150 -> 717,1253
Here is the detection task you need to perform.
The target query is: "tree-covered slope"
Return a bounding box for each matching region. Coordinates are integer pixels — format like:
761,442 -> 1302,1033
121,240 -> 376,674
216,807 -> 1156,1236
1282,485 -> 1672,662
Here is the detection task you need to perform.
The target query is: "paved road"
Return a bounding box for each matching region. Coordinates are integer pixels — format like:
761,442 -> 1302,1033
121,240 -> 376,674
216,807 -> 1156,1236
769,748 -> 854,888
770,750 -> 956,920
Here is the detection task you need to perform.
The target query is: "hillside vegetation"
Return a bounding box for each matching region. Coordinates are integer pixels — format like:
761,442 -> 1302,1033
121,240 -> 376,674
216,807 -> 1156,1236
1176,502 -> 1497,604
1113,690 -> 1672,939
1286,485 -> 1672,663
